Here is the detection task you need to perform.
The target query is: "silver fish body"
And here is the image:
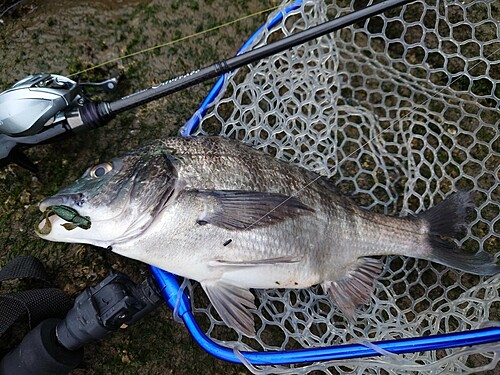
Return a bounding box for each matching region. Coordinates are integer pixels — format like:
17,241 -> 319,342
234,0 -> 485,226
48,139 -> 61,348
38,137 -> 499,336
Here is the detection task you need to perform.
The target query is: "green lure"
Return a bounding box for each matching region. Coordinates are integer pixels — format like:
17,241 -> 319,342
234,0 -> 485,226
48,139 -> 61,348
37,205 -> 91,235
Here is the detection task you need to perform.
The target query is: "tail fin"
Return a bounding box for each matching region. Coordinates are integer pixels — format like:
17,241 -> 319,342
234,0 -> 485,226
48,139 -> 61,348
418,191 -> 500,276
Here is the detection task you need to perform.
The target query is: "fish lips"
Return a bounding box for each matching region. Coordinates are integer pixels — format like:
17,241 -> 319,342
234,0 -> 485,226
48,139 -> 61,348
39,193 -> 85,212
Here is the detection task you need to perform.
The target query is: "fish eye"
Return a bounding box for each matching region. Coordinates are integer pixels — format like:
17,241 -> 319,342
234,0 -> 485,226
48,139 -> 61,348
89,162 -> 113,178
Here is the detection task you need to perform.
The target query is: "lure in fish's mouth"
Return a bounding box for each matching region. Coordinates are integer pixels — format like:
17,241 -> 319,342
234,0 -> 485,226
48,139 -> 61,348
36,205 -> 91,236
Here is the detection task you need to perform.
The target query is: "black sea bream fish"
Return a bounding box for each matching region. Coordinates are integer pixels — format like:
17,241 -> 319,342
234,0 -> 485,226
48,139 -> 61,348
37,137 -> 500,337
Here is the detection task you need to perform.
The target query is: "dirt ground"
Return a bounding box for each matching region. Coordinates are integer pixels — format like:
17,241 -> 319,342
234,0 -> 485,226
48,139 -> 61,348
0,0 -> 270,373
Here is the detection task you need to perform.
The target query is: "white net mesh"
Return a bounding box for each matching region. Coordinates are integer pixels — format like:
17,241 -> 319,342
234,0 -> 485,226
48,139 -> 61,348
183,0 -> 499,373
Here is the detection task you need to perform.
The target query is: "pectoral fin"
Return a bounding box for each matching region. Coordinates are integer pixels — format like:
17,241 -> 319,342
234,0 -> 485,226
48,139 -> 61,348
195,190 -> 314,230
201,280 -> 257,337
322,257 -> 383,320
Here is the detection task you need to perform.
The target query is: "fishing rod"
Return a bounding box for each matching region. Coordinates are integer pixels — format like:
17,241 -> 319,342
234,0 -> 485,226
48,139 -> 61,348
0,0 -> 414,172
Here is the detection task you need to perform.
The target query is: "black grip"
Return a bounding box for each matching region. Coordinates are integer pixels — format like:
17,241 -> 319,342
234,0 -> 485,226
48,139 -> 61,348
79,101 -> 114,129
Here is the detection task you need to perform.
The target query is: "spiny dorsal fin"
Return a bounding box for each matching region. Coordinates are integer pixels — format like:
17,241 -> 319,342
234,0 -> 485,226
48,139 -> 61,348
322,257 -> 383,320
195,190 -> 314,231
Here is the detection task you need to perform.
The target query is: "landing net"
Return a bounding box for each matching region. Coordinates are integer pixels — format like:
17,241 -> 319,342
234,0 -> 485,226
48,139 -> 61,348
183,0 -> 499,373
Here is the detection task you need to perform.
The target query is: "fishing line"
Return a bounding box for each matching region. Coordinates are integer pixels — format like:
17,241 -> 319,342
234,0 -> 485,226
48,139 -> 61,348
67,4 -> 281,77
226,45 -> 500,241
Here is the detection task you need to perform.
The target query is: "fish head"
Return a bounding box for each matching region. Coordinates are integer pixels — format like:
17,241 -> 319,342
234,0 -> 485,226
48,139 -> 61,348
37,142 -> 177,248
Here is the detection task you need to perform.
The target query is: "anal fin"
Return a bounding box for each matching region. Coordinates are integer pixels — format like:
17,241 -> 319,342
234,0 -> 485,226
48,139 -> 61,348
322,257 -> 383,320
201,280 -> 257,337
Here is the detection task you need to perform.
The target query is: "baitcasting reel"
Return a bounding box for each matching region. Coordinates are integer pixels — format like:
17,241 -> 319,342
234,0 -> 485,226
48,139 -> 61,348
0,73 -> 116,171
0,73 -> 117,136
0,73 -> 79,136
